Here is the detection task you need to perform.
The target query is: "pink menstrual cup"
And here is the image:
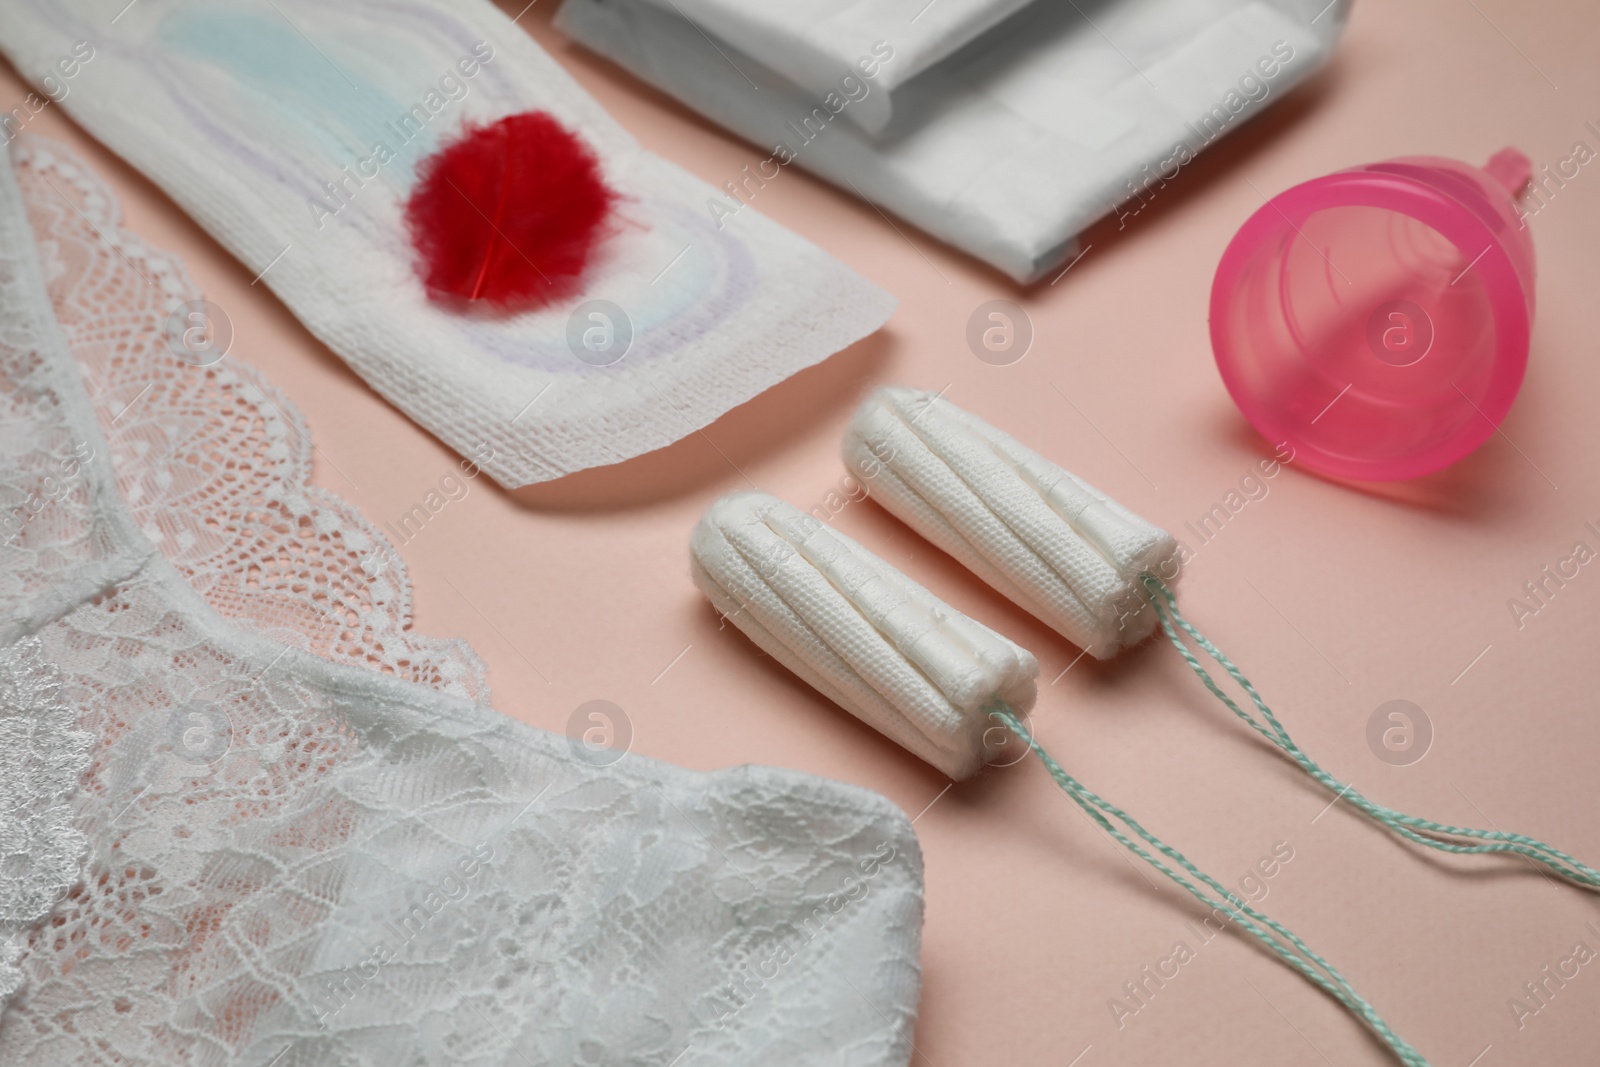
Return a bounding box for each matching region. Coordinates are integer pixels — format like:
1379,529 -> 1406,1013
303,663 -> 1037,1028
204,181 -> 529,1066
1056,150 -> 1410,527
1210,149 -> 1535,482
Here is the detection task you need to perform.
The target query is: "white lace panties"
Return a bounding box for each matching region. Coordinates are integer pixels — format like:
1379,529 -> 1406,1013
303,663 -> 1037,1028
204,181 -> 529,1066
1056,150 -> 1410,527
0,136 -> 923,1066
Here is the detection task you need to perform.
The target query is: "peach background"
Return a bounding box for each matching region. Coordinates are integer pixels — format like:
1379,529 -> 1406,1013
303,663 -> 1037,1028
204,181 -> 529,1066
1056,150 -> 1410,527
6,0 -> 1600,1063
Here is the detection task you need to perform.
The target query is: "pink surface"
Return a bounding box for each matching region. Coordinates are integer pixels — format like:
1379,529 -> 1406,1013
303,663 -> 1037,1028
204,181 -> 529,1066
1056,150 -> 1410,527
6,1 -> 1599,1063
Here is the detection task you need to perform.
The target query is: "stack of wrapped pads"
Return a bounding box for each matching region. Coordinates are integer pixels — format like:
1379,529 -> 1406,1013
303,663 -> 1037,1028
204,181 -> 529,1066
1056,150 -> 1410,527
557,0 -> 1351,281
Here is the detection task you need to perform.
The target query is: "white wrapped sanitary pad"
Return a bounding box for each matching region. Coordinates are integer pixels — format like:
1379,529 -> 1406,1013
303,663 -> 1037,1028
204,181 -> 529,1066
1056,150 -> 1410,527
844,388 -> 1180,659
625,0 -> 1037,136
557,0 -> 1350,282
0,0 -> 894,487
692,492 -> 1038,780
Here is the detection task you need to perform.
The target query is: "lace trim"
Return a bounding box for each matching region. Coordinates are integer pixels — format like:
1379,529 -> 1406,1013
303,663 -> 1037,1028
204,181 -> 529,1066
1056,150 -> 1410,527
18,137 -> 491,703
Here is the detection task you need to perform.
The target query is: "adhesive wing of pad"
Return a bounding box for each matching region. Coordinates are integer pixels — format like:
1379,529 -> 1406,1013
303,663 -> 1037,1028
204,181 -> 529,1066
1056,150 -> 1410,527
843,387 -> 1181,659
691,492 -> 1038,781
0,0 -> 895,488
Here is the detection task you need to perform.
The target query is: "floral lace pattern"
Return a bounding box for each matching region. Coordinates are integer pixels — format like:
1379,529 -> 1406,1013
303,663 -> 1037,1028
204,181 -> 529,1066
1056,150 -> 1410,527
0,639 -> 92,1004
22,137 -> 491,703
0,136 -> 923,1066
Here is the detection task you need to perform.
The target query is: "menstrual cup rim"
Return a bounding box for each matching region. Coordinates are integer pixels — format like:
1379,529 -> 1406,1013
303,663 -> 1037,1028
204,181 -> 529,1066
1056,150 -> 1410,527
1210,167 -> 1532,483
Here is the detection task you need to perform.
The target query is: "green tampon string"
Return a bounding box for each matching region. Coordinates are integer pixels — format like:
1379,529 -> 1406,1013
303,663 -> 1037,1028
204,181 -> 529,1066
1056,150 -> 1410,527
990,708 -> 1429,1066
1140,574 -> 1600,889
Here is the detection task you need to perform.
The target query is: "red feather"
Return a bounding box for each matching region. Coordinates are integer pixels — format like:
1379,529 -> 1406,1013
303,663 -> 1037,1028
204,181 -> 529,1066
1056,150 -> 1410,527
404,111 -> 616,310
